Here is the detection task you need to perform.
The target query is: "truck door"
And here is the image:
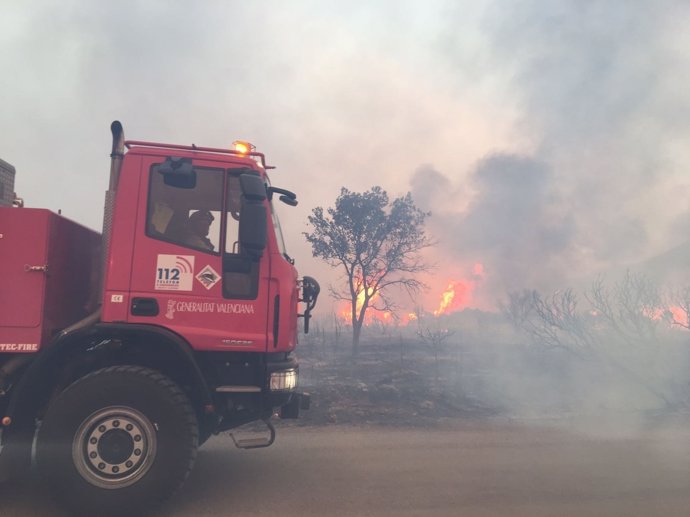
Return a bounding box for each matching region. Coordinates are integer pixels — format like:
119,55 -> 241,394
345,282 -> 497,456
127,158 -> 270,352
0,209 -> 48,345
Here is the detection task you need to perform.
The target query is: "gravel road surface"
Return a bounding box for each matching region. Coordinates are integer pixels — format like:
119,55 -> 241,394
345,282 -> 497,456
2,418 -> 690,516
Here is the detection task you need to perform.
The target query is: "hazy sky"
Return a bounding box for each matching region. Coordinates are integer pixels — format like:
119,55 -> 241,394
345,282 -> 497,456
2,0 -> 689,313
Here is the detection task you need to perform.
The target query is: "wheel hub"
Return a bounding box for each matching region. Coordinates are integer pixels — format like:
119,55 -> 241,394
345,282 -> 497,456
73,406 -> 157,489
97,428 -> 135,465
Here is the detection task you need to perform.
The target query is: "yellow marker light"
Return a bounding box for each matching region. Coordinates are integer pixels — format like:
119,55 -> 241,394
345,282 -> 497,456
232,140 -> 255,155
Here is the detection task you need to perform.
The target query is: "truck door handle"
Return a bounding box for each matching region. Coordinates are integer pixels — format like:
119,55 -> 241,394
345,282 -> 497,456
24,264 -> 49,273
131,297 -> 159,317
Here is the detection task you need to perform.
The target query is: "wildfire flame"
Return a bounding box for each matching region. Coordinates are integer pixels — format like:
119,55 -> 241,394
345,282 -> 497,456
337,262 -> 486,325
339,284 -> 389,324
433,280 -> 472,316
668,306 -> 689,328
633,306 -> 689,330
432,263 -> 485,316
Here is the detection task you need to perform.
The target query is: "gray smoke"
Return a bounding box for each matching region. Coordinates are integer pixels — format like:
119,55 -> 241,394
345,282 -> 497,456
454,154 -> 573,294
3,0 -> 689,309
418,0 -> 690,301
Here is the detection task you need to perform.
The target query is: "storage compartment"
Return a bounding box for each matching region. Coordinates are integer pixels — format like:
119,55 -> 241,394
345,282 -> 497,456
0,208 -> 101,352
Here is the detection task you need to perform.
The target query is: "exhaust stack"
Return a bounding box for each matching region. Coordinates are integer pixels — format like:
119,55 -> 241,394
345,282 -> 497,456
99,121 -> 125,302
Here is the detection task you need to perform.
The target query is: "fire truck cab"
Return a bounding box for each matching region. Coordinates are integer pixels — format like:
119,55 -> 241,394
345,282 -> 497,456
0,123 -> 318,515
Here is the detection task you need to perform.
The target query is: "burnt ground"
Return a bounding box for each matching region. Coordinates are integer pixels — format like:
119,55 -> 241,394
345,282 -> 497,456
288,333 -> 499,427
285,325 -> 690,428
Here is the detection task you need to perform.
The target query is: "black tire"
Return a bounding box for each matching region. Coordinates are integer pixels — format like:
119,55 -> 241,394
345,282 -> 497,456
198,428 -> 213,447
36,365 -> 198,516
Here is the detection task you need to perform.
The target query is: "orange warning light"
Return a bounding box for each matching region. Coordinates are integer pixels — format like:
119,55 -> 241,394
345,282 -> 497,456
232,140 -> 255,155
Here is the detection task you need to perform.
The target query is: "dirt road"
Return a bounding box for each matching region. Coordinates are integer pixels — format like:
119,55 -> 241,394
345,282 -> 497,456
3,418 -> 690,516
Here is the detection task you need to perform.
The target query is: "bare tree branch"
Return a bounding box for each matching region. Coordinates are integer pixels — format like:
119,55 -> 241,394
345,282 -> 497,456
585,271 -> 660,346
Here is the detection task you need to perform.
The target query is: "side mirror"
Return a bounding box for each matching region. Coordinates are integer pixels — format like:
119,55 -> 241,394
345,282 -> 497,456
159,157 -> 196,189
279,195 -> 298,207
239,173 -> 267,259
268,186 -> 298,207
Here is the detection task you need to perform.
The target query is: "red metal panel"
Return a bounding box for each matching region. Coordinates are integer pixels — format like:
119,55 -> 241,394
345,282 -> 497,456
267,252 -> 299,353
102,154 -> 141,295
0,208 -> 49,352
0,208 -> 101,353
0,208 -> 49,327
42,212 -> 101,344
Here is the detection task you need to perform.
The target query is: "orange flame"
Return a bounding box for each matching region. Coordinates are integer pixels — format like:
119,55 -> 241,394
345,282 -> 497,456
337,262 -> 486,324
667,306 -> 689,328
338,284 -> 390,325
640,306 -> 689,329
433,280 -> 472,316
432,262 -> 485,316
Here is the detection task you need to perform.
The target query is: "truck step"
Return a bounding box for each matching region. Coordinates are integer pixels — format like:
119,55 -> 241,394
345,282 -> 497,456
228,419 -> 276,449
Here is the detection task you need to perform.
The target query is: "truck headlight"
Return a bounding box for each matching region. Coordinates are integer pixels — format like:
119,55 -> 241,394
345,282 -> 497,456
269,369 -> 297,391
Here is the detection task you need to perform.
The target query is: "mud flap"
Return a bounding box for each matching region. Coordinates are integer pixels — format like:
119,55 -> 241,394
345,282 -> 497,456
0,457 -> 13,483
280,392 -> 310,419
0,431 -> 7,483
0,422 -> 36,483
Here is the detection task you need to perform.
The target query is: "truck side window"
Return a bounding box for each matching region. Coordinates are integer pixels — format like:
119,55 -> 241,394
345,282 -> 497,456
222,171 -> 259,299
146,164 -> 223,254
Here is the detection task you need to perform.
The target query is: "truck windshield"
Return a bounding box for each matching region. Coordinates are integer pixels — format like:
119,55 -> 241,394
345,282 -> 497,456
265,175 -> 290,261
270,200 -> 289,261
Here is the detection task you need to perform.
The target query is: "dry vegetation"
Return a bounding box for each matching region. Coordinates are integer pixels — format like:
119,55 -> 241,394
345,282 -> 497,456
292,274 -> 690,427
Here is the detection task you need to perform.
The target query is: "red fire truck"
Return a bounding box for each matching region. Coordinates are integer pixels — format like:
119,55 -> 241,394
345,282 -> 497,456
0,122 -> 319,514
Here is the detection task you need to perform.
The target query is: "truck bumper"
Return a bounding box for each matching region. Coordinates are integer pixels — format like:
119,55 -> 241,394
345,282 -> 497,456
213,354 -> 309,432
